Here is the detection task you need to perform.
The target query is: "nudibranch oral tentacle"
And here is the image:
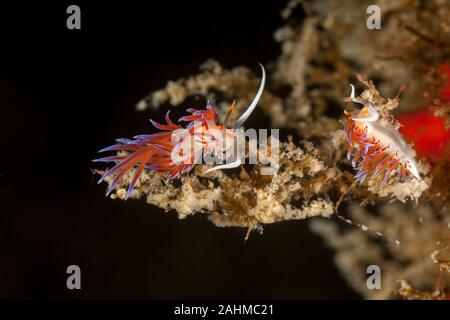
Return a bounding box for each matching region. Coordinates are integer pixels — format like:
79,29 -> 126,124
232,63 -> 266,129
94,64 -> 266,199
344,84 -> 421,186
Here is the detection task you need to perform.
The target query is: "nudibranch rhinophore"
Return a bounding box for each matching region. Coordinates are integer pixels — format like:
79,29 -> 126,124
94,64 -> 266,199
344,84 -> 421,186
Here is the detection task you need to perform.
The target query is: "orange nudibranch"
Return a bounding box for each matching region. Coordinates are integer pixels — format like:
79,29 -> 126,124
344,85 -> 421,186
94,64 -> 266,199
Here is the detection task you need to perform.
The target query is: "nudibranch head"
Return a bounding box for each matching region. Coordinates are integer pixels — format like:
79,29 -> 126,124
344,84 -> 421,186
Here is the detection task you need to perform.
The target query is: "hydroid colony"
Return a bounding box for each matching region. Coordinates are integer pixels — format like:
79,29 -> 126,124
95,0 -> 450,299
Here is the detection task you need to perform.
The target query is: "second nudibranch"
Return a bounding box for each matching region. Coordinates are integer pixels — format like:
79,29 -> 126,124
95,64 -> 266,199
344,84 -> 421,186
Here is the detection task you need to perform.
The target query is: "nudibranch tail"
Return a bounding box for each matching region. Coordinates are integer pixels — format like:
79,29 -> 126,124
344,84 -> 421,185
95,64 -> 266,199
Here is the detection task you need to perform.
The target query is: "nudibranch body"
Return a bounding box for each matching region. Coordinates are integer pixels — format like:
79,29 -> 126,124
344,85 -> 421,186
94,64 -> 266,199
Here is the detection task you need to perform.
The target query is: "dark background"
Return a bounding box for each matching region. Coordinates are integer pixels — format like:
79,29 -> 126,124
0,1 -> 360,299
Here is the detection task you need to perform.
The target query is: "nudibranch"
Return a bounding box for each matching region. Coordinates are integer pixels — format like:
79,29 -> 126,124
344,84 -> 421,186
94,64 -> 266,199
